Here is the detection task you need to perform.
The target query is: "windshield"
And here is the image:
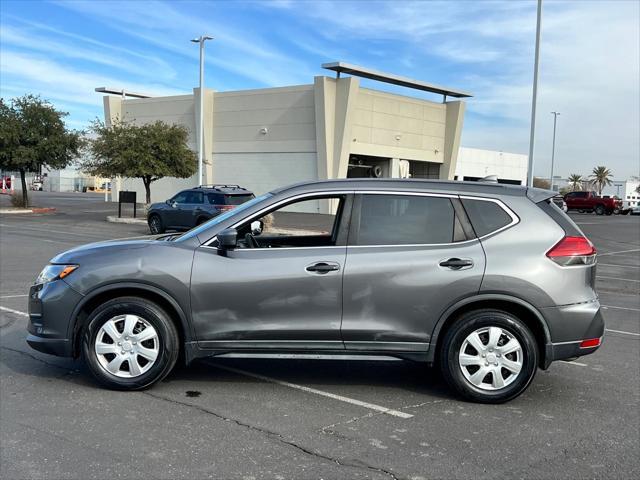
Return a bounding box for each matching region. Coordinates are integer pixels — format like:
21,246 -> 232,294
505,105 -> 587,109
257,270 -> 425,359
176,193 -> 273,242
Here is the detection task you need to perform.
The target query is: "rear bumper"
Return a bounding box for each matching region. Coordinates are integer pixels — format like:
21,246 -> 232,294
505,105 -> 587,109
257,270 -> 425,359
541,299 -> 604,367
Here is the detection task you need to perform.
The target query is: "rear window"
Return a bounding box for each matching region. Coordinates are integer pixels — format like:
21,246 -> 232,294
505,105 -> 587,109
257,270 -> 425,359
461,198 -> 513,237
355,194 -> 457,245
223,194 -> 254,206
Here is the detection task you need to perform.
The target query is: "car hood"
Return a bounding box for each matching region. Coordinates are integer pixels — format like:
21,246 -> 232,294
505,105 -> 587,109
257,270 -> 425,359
51,239 -> 155,264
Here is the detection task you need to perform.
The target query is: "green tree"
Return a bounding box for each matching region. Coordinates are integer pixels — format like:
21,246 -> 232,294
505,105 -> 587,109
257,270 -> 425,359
0,95 -> 81,206
589,166 -> 613,195
532,177 -> 551,189
567,174 -> 583,191
83,119 -> 197,204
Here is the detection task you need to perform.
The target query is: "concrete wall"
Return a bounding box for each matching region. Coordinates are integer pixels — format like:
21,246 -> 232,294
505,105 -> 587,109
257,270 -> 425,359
455,147 -> 527,185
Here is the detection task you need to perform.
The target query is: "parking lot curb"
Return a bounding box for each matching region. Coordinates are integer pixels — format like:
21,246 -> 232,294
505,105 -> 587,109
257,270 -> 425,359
106,215 -> 147,225
0,207 -> 56,214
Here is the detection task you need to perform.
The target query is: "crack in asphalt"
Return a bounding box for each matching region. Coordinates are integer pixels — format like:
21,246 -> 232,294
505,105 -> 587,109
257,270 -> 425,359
143,391 -> 403,480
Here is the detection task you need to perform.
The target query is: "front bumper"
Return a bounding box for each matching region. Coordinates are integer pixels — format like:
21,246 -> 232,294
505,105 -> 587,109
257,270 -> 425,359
26,280 -> 83,357
541,299 -> 604,367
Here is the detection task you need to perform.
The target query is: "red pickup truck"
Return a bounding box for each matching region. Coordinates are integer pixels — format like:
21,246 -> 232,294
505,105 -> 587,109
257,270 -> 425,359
563,191 -> 622,215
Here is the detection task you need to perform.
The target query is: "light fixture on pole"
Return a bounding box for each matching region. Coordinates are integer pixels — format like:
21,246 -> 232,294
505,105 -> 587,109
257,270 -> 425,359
191,35 -> 213,186
549,111 -> 560,189
526,0 -> 543,187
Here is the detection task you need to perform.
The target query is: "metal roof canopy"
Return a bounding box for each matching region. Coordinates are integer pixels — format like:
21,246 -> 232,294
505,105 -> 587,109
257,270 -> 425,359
321,62 -> 472,99
94,87 -> 152,99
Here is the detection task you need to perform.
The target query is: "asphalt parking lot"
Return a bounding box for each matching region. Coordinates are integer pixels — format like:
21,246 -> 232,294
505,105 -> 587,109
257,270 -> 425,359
1,191 -> 638,479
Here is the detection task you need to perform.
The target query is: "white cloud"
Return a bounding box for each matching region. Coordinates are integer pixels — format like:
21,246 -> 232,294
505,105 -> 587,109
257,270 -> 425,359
0,51 -> 185,123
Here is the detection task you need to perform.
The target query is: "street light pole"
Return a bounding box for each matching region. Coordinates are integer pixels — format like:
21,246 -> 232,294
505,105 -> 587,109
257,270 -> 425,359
527,0 -> 543,187
549,111 -> 560,189
191,35 -> 213,186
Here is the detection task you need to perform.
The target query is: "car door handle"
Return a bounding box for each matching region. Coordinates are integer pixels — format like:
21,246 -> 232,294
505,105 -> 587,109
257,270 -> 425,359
306,262 -> 340,274
439,258 -> 474,269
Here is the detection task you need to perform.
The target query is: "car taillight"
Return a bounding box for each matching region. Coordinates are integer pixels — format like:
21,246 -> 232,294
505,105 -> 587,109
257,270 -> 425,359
546,236 -> 596,266
579,338 -> 601,349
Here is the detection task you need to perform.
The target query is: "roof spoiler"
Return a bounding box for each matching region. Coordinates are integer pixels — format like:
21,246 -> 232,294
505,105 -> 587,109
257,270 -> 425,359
478,175 -> 499,183
527,186 -> 556,203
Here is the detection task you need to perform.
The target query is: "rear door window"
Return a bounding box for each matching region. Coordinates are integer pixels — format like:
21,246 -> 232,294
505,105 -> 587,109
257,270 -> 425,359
354,194 -> 457,245
461,198 -> 514,237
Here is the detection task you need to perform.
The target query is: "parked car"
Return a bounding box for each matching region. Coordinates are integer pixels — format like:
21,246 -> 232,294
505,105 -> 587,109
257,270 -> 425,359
630,205 -> 640,216
551,195 -> 568,212
26,179 -> 603,403
563,191 -> 622,215
147,185 -> 254,234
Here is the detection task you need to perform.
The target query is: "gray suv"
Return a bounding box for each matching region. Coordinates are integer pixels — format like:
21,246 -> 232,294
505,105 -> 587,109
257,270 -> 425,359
147,184 -> 254,234
26,179 -> 603,403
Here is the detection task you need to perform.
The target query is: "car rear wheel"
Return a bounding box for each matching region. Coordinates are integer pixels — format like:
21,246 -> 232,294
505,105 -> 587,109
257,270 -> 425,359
595,205 -> 605,215
82,297 -> 179,390
148,214 -> 165,234
439,309 -> 538,403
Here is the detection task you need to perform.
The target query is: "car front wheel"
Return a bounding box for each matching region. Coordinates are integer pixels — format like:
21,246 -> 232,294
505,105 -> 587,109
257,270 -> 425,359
439,309 -> 538,403
148,214 -> 165,234
82,297 -> 179,390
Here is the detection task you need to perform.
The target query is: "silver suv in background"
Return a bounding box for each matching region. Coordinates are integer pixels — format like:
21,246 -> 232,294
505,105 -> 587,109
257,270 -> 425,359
26,179 -> 603,403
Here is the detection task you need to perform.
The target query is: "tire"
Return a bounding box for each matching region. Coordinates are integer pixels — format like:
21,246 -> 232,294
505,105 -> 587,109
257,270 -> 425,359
148,214 -> 165,234
605,210 -> 613,216
613,208 -> 620,215
595,205 -> 605,215
439,309 -> 538,403
82,296 -> 180,390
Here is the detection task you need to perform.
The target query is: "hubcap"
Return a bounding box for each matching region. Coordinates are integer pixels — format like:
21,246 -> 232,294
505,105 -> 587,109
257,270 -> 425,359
458,326 -> 523,391
94,314 -> 159,378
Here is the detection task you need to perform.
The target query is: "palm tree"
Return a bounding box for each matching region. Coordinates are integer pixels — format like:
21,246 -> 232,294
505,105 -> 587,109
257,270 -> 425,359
567,174 -> 583,191
589,166 -> 613,195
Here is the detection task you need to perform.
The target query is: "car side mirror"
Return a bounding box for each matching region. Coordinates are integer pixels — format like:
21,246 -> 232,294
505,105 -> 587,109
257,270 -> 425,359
250,220 -> 263,235
171,202 -> 178,208
217,228 -> 237,251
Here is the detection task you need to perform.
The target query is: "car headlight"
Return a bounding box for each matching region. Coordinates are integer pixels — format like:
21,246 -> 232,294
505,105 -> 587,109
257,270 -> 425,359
35,264 -> 78,285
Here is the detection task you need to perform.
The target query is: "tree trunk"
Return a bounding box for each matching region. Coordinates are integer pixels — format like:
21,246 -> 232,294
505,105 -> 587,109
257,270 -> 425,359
142,176 -> 151,204
19,168 -> 28,207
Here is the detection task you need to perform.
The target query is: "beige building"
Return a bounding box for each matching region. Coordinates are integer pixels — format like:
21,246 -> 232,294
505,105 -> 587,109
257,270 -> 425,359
101,62 -> 471,204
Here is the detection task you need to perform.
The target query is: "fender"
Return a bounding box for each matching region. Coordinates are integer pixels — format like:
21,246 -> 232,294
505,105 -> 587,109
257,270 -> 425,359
426,293 -> 552,363
68,281 -> 195,356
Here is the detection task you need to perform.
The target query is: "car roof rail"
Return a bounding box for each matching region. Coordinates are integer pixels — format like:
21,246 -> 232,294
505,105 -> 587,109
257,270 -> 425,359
196,184 -> 245,191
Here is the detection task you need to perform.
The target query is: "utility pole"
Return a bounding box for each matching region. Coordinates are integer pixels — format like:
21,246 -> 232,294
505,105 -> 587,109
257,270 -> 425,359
527,0 -> 543,187
191,35 -> 213,186
549,111 -> 560,189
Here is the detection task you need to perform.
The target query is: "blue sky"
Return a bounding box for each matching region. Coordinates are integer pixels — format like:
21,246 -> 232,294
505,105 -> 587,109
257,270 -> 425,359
1,0 -> 638,179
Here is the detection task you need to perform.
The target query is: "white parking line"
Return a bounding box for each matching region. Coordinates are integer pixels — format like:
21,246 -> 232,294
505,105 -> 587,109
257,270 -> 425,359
599,248 -> 640,257
601,305 -> 640,312
0,294 -> 29,299
605,328 -> 640,337
0,306 -> 28,317
597,275 -> 640,283
212,363 -> 413,419
559,360 -> 588,367
598,263 -> 640,269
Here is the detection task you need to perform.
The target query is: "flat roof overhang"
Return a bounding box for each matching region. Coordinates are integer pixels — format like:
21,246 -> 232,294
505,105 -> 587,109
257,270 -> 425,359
322,62 -> 472,98
94,87 -> 152,99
